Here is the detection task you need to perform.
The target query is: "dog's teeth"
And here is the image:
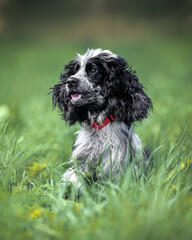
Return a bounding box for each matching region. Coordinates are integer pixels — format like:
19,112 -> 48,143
71,93 -> 81,101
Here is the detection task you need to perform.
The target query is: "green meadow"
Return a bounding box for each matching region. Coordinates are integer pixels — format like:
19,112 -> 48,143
0,36 -> 192,240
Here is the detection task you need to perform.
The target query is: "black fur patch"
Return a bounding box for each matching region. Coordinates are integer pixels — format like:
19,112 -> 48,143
51,51 -> 153,127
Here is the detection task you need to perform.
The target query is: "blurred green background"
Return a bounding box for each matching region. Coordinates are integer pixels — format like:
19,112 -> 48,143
0,1 -> 192,240
0,0 -> 192,149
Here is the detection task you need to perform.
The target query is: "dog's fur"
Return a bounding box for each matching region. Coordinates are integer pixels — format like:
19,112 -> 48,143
51,49 -> 152,189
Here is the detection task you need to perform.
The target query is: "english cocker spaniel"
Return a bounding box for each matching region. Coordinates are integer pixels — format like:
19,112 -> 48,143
51,48 -> 152,190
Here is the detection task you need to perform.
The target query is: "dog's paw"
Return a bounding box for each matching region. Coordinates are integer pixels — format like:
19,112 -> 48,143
61,168 -> 84,198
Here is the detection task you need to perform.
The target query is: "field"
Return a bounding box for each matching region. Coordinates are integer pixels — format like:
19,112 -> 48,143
0,36 -> 192,240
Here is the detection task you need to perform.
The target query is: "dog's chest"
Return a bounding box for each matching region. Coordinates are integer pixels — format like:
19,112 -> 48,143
71,122 -> 133,170
72,125 -> 110,162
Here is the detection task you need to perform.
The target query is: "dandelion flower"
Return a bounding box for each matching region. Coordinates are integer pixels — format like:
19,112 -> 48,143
29,162 -> 46,174
30,207 -> 41,219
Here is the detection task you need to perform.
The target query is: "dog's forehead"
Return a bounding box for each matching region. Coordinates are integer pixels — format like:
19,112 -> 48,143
76,49 -> 117,67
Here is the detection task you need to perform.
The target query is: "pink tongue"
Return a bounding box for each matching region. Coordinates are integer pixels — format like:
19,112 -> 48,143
72,93 -> 81,99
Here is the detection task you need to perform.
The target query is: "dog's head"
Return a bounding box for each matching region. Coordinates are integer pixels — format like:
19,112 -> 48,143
51,49 -> 152,127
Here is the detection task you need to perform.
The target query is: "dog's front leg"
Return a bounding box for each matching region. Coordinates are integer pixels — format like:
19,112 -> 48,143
61,168 -> 84,197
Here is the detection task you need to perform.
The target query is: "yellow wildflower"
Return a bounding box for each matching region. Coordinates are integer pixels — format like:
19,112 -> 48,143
179,163 -> 185,169
169,170 -> 175,178
187,158 -> 192,165
12,189 -> 20,194
30,207 -> 41,219
171,184 -> 177,191
179,158 -> 192,169
29,162 -> 46,174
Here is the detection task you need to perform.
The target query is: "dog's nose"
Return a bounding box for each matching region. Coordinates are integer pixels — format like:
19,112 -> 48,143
67,77 -> 79,87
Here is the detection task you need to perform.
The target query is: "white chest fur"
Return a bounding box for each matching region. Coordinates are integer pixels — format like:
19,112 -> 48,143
71,121 -> 142,176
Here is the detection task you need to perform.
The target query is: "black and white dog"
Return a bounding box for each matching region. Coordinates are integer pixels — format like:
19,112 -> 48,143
51,49 -> 152,189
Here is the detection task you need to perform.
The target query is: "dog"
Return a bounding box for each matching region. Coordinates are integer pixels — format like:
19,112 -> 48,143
51,48 -> 152,190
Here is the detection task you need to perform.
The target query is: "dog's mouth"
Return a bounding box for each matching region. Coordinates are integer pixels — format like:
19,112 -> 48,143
69,90 -> 104,106
71,92 -> 81,100
70,92 -> 84,103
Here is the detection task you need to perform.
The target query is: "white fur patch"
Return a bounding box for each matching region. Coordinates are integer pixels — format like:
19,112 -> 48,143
62,119 -> 142,183
76,48 -> 117,67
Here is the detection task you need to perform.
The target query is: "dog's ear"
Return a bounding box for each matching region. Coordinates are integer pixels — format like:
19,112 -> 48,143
51,73 -> 69,113
104,56 -> 153,127
52,59 -> 79,111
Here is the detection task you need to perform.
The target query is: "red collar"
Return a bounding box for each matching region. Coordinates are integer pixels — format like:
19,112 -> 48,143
89,114 -> 115,130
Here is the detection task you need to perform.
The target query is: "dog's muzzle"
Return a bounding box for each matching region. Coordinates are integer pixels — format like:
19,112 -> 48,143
67,77 -> 79,88
66,77 -> 85,104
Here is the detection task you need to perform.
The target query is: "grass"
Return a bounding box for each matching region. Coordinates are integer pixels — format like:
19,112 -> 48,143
0,35 -> 192,240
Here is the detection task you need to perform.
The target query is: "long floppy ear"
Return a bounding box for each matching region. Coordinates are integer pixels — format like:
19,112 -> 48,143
105,57 -> 153,127
51,73 -> 68,112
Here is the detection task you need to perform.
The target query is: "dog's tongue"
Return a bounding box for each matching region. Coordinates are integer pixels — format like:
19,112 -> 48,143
71,93 -> 81,100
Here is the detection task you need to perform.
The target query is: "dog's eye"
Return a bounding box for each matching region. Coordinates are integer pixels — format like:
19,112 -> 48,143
90,68 -> 97,74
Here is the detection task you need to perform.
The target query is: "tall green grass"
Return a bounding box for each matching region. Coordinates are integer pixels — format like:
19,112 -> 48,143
0,37 -> 192,240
